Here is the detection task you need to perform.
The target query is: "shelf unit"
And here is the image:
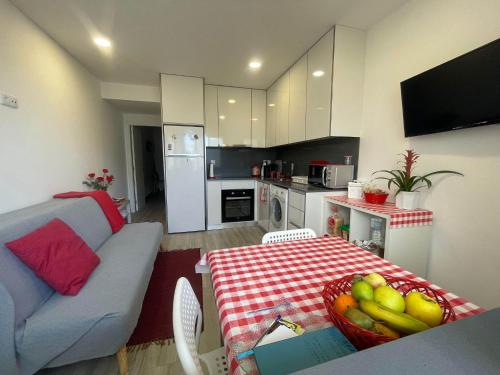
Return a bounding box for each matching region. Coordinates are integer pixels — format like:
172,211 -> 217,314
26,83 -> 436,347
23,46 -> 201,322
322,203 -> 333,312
323,196 -> 433,278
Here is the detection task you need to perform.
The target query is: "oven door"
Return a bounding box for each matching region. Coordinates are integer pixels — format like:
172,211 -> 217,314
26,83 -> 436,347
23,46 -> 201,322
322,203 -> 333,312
221,189 -> 254,223
308,164 -> 327,187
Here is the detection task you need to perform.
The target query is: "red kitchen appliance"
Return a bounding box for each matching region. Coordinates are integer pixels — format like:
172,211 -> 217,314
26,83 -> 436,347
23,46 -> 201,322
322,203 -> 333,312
251,165 -> 261,177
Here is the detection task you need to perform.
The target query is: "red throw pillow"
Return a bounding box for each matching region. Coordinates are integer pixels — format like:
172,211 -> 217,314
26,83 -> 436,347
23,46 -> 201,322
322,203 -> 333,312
5,218 -> 100,296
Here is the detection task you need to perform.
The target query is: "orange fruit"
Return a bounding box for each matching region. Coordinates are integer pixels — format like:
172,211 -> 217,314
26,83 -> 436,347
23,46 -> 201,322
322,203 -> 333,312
332,294 -> 358,315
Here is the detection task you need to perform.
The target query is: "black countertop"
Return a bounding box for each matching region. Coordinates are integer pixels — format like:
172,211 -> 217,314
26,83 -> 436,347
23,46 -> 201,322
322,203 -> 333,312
207,176 -> 346,194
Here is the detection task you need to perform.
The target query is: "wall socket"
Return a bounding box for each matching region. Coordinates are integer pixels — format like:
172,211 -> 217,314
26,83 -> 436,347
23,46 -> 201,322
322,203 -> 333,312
1,94 -> 18,109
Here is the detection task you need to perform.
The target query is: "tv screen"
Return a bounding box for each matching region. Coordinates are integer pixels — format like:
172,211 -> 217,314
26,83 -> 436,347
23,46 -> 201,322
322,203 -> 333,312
400,38 -> 500,137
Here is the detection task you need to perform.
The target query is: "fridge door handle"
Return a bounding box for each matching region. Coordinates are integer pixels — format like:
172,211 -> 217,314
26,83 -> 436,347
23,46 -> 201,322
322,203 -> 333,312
167,153 -> 203,157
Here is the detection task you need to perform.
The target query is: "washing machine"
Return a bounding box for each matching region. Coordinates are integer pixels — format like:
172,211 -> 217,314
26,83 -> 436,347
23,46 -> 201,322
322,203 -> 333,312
269,184 -> 288,232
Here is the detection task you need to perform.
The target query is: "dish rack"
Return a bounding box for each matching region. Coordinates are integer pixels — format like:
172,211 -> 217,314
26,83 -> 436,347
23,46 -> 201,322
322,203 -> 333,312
291,176 -> 308,185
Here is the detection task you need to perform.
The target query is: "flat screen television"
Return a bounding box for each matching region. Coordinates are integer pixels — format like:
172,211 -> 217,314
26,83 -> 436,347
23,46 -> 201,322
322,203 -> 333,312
400,38 -> 500,137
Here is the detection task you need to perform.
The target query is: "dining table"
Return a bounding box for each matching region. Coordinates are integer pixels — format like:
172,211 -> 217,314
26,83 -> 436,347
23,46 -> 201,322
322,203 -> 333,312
207,236 -> 485,375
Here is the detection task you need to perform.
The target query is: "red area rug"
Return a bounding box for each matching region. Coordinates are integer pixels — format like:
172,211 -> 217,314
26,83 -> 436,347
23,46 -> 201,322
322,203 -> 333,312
127,248 -> 203,349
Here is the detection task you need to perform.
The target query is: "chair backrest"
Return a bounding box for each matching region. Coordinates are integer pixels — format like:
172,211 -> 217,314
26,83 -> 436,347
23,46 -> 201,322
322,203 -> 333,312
262,228 -> 317,244
173,277 -> 203,375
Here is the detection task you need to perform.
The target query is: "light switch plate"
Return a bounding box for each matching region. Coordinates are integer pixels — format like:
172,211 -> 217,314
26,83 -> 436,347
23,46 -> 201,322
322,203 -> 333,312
1,94 -> 18,109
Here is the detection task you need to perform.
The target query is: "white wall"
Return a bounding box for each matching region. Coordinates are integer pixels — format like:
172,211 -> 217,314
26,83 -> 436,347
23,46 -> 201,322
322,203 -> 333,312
359,0 -> 500,308
101,82 -> 160,103
0,0 -> 127,214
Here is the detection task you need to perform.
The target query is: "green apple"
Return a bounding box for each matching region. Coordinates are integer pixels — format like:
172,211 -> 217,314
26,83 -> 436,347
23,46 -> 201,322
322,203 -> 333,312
351,280 -> 374,301
405,292 -> 443,327
363,273 -> 387,288
373,286 -> 405,313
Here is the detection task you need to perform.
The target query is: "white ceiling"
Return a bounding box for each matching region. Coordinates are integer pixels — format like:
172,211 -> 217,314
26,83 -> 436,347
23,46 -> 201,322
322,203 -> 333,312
12,0 -> 407,89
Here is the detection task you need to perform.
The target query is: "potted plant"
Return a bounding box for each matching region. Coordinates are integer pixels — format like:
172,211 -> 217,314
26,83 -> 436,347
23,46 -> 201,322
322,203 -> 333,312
373,150 -> 463,210
83,168 -> 114,191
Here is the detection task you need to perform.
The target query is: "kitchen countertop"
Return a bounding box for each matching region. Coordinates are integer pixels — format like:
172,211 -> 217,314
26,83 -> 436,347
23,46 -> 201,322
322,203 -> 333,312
207,176 -> 347,194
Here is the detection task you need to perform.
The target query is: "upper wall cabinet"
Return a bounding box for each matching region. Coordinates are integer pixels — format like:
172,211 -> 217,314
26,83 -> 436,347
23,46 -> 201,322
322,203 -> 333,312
266,81 -> 278,147
306,30 -> 334,141
288,54 -> 307,144
330,26 -> 366,137
204,85 -> 219,146
218,86 -> 252,147
161,74 -> 204,125
251,89 -> 267,148
276,72 -> 290,146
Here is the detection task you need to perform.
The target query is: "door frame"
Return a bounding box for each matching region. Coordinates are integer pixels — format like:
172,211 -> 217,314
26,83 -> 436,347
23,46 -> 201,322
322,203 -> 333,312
123,115 -> 162,213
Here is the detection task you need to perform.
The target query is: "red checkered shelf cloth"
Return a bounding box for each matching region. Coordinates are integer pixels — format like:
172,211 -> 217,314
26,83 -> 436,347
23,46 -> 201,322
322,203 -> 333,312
207,236 -> 484,374
328,195 -> 433,229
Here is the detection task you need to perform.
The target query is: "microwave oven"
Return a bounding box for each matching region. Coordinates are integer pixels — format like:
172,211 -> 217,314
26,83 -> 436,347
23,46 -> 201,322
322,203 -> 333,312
308,163 -> 354,189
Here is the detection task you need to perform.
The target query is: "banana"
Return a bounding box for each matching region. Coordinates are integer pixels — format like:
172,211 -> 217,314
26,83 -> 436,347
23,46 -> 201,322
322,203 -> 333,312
359,299 -> 430,334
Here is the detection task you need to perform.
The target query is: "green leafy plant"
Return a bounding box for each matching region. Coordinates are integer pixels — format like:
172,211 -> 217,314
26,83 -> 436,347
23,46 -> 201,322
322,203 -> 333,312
373,150 -> 463,195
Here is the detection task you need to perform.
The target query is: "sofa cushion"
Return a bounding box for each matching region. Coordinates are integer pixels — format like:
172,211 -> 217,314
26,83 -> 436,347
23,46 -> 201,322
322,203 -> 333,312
15,222 -> 163,372
0,197 -> 112,326
6,218 -> 100,296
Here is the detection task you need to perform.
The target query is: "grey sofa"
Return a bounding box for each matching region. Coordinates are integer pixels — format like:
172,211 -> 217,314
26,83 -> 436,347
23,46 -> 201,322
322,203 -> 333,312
0,197 -> 163,375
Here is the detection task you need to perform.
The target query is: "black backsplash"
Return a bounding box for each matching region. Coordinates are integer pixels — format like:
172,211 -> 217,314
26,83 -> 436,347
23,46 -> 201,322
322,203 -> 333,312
206,147 -> 275,178
206,137 -> 359,178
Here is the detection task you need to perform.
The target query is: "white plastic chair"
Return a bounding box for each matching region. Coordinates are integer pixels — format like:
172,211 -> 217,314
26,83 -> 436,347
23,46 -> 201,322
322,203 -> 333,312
173,277 -> 228,375
262,228 -> 317,244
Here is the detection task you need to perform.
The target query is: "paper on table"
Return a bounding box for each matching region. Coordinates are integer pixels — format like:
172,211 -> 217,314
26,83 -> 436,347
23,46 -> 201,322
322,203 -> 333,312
257,325 -> 298,347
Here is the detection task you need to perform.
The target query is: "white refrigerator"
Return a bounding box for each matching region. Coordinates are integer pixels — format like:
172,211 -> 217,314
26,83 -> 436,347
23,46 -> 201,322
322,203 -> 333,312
164,125 -> 206,233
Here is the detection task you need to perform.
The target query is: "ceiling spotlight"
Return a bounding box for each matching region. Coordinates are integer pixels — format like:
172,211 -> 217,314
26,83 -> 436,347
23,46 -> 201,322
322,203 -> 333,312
219,115 -> 226,120
228,99 -> 236,104
268,103 -> 275,107
249,60 -> 262,70
251,118 -> 258,121
94,37 -> 112,48
312,70 -> 325,77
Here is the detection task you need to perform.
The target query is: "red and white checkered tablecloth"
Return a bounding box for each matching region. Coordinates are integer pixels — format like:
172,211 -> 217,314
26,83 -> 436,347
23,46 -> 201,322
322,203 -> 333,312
207,236 -> 484,374
328,195 -> 433,228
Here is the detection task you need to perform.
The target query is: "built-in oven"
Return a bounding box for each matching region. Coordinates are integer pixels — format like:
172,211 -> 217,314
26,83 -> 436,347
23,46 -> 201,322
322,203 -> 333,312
221,189 -> 254,223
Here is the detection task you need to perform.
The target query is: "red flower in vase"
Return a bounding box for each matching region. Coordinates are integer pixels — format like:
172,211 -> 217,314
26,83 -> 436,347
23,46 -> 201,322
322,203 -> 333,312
88,173 -> 95,178
96,176 -> 104,182
102,168 -> 109,174
106,175 -> 114,183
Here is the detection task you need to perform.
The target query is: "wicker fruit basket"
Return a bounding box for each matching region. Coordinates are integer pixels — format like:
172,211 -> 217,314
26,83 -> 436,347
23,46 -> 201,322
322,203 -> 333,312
322,274 -> 456,350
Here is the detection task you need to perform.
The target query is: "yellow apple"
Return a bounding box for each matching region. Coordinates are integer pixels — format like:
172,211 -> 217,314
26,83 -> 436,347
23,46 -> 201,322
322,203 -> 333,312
373,286 -> 405,313
405,292 -> 443,327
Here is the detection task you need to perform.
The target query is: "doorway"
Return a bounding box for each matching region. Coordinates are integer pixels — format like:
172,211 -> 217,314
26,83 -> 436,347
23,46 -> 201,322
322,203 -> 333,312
130,126 -> 165,224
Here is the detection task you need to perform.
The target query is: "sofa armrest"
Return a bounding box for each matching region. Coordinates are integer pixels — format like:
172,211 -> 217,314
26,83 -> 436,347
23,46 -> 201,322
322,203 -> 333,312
0,283 -> 20,374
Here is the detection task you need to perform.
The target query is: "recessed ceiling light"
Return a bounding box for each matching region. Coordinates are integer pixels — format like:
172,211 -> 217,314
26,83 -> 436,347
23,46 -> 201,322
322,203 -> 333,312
312,70 -> 325,77
228,99 -> 236,104
219,115 -> 226,120
249,60 -> 262,70
268,103 -> 275,107
251,118 -> 258,121
94,37 -> 112,48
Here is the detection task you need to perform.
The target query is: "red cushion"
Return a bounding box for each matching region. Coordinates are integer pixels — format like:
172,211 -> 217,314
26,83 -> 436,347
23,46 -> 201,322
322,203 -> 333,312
5,218 -> 100,296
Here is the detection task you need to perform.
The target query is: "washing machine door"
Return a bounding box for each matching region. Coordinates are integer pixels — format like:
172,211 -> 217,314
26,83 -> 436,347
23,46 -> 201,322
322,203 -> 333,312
271,196 -> 283,229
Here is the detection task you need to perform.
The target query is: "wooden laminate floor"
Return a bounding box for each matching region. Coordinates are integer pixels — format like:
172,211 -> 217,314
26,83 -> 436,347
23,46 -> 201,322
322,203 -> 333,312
39,195 -> 264,375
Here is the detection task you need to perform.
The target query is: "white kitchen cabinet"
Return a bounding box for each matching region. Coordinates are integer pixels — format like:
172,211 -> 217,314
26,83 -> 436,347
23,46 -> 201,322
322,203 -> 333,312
276,72 -> 290,146
288,55 -> 308,144
306,30 -> 333,140
207,181 -> 222,226
204,85 -> 219,146
266,82 -> 278,147
251,90 -> 267,148
161,74 -> 204,125
330,25 -> 365,137
218,87 -> 252,147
